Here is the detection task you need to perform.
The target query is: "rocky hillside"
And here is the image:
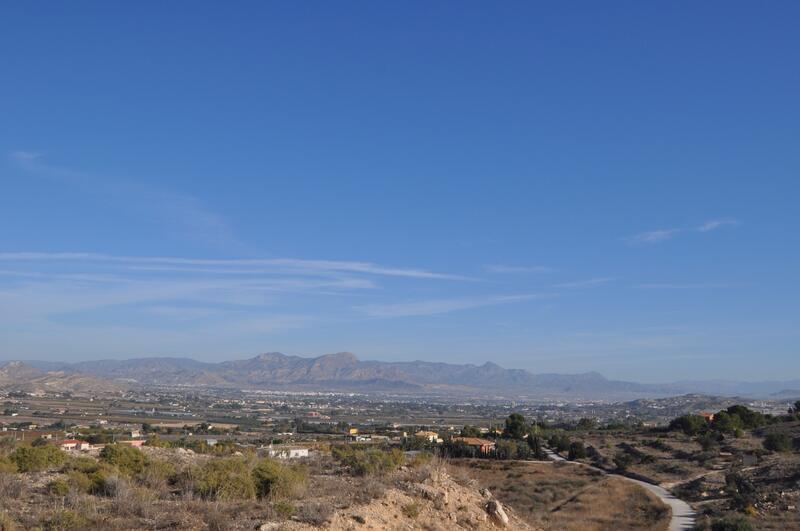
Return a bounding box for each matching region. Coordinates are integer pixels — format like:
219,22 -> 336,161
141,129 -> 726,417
0,361 -> 126,396
268,467 -> 536,530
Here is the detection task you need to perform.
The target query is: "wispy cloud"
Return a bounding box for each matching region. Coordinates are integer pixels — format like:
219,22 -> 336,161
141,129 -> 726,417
628,218 -> 738,244
629,229 -> 681,244
10,152 -> 241,250
0,252 -> 465,281
633,282 -> 732,289
554,278 -> 612,289
484,264 -> 551,274
357,294 -> 546,318
696,218 -> 738,232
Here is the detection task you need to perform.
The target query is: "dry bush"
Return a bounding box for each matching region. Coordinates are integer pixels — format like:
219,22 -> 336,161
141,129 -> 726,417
0,457 -> 16,474
202,502 -> 230,531
136,458 -> 175,498
0,511 -> 19,531
296,502 -> 334,525
0,438 -> 16,457
252,458 -> 308,500
401,502 -> 421,519
64,470 -> 92,494
108,477 -> 157,520
334,446 -> 405,477
352,476 -> 388,504
272,500 -> 295,519
405,454 -> 447,484
41,508 -> 88,530
0,473 -> 25,502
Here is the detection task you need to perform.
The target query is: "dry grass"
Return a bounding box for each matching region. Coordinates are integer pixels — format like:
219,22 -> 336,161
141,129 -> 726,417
452,459 -> 671,531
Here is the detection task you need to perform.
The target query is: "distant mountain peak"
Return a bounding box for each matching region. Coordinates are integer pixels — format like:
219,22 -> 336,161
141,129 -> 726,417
255,352 -> 286,361
318,352 -> 358,363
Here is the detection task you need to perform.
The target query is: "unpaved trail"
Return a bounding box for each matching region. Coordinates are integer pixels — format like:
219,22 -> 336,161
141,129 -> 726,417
543,448 -> 695,531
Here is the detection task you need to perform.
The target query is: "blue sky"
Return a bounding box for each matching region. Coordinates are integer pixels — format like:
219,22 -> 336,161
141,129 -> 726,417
1,2 -> 798,382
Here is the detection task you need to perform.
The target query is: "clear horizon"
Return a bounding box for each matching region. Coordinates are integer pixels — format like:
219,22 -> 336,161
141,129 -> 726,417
2,3 -> 798,382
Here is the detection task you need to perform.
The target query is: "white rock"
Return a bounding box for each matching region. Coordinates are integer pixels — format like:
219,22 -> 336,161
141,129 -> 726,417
486,499 -> 509,527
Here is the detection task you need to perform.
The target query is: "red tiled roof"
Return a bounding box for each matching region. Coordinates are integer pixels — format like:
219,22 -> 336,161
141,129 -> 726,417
452,437 -> 495,446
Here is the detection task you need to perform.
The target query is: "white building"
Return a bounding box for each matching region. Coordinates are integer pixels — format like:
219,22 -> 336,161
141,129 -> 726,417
265,446 -> 309,459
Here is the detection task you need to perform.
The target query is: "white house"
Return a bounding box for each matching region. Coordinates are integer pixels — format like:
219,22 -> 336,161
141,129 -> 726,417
265,446 -> 309,459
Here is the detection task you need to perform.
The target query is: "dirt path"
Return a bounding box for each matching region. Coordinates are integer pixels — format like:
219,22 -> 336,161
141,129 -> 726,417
543,448 -> 696,531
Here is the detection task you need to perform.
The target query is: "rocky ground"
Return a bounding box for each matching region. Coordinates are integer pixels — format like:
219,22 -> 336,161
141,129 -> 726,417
266,467 -> 536,531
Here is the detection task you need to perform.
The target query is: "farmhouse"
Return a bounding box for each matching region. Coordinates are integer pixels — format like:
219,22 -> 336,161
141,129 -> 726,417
451,436 -> 496,454
414,430 -> 442,443
59,439 -> 90,451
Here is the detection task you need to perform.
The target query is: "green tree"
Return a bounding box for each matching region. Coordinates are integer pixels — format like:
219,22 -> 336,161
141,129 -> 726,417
527,434 -> 546,459
503,413 -> 528,439
99,444 -> 149,475
495,440 -> 519,460
9,445 -> 65,472
763,433 -> 792,453
712,411 -> 744,434
547,433 -> 571,453
568,441 -> 587,460
668,415 -> 707,436
725,406 -> 765,430
460,425 -> 482,438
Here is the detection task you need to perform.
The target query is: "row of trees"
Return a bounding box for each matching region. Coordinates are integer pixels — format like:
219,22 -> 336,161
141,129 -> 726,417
669,405 -> 768,437
669,404 -> 796,453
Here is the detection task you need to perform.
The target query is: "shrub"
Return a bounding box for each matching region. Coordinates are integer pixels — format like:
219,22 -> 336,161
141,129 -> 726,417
251,458 -> 308,500
296,502 -> 334,525
144,435 -> 170,448
709,515 -> 754,531
408,452 -> 433,468
42,509 -> 87,530
273,500 -> 295,519
0,512 -> 18,531
65,471 -> 92,494
402,502 -> 421,519
763,433 -> 792,453
137,458 -> 176,493
0,473 -> 25,500
86,464 -> 124,496
613,452 -> 633,471
47,479 -> 70,497
99,444 -> 149,475
193,458 -> 255,501
109,480 -> 156,519
9,445 -> 65,472
332,446 -> 404,476
61,456 -> 98,474
0,457 -> 17,474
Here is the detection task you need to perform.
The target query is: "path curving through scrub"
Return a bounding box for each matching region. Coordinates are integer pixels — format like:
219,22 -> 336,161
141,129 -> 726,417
543,448 -> 695,531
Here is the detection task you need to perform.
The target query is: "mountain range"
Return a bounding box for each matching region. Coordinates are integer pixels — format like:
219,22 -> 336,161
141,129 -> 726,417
3,352 -> 799,400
